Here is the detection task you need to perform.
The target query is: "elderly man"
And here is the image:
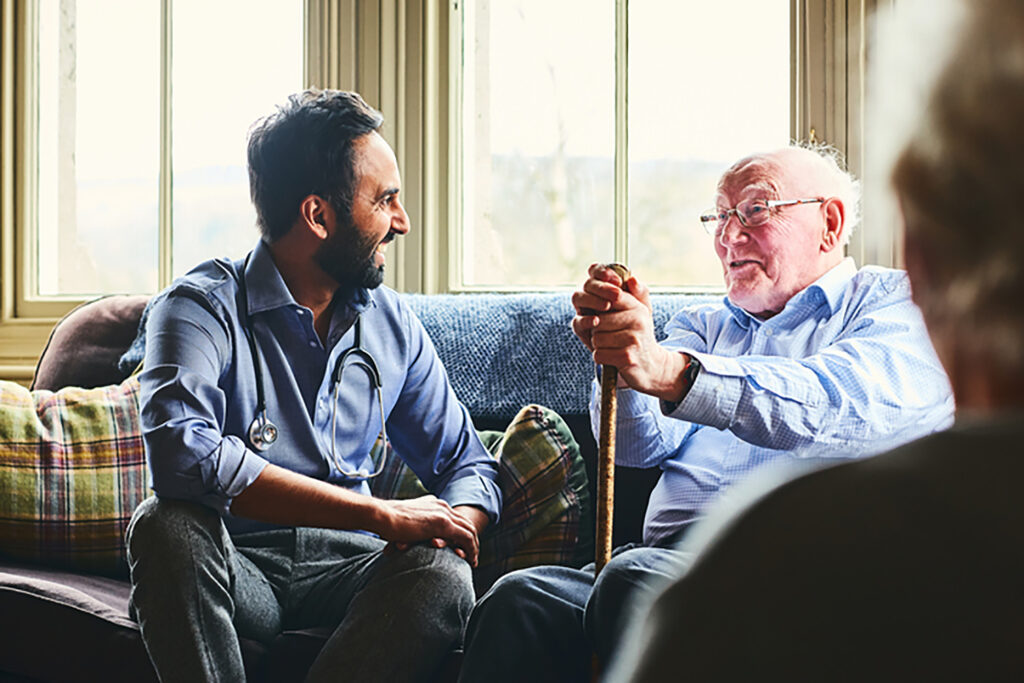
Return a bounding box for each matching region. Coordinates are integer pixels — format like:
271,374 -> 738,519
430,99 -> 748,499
607,0 -> 1024,680
458,144 -> 954,683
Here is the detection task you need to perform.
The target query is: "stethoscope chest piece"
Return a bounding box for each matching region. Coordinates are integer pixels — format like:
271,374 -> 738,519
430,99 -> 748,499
248,412 -> 279,452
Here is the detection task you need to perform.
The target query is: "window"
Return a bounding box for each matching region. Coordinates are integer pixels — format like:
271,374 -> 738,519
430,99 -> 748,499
458,0 -> 791,290
30,0 -> 302,301
1,0 -> 877,382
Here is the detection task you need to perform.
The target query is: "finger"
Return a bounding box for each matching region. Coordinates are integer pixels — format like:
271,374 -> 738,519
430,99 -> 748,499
572,289 -> 612,314
432,537 -> 446,548
571,317 -> 596,348
582,277 -> 623,303
588,263 -> 623,286
446,519 -> 479,566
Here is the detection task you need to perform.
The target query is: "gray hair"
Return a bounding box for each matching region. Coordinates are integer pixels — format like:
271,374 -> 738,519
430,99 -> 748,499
890,0 -> 1024,368
793,140 -> 861,244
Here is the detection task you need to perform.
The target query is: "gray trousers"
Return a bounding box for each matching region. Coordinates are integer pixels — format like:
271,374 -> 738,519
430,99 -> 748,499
126,497 -> 474,683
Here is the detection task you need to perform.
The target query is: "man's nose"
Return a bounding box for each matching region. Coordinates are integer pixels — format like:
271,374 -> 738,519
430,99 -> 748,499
393,201 -> 411,234
717,212 -> 746,246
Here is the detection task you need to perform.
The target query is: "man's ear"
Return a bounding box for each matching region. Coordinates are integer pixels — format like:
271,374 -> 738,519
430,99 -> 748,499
299,195 -> 333,240
820,197 -> 845,253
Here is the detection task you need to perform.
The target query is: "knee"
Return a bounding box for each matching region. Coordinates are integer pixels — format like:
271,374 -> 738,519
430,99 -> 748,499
391,545 -> 475,614
126,497 -> 223,564
472,567 -> 582,633
587,548 -> 685,660
586,553 -> 662,654
591,553 -> 648,606
475,570 -> 539,620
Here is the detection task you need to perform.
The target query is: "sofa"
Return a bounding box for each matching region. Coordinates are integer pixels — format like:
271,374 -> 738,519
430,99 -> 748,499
0,290 -> 711,682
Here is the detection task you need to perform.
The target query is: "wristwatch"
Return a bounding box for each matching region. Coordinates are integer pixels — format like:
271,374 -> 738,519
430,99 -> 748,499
662,356 -> 701,414
680,356 -> 701,400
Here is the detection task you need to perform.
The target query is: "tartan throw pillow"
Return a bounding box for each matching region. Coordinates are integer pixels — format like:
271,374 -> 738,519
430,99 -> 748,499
0,377 -> 147,577
371,403 -> 593,592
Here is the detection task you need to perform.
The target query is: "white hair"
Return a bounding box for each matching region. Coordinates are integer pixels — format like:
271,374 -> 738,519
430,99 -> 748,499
793,140 -> 861,244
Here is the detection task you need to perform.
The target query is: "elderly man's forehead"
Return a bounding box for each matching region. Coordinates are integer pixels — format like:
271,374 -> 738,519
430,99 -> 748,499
718,148 -> 828,197
717,156 -> 783,197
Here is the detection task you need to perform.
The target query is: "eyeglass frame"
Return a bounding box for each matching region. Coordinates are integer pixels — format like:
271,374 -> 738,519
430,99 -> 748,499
699,197 -> 826,235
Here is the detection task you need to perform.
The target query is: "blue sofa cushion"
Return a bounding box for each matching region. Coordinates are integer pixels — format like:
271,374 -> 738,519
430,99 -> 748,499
403,292 -> 719,420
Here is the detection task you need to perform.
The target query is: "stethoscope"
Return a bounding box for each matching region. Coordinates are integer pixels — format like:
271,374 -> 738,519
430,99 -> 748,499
233,254 -> 390,480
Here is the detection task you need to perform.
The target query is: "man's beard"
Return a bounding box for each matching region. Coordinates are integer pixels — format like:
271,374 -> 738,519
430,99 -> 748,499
314,218 -> 385,291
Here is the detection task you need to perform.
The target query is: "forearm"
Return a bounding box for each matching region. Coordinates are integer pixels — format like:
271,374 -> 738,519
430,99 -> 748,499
671,345 -> 953,453
229,463 -> 387,533
453,505 -> 490,535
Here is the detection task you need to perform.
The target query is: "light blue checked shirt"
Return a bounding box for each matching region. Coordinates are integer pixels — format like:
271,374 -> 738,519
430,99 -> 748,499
589,258 -> 955,546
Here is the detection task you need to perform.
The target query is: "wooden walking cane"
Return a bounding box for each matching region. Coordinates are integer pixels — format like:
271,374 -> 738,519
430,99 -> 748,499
595,263 -> 630,574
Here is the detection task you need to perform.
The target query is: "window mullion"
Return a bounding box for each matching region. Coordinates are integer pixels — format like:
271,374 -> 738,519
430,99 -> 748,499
614,0 -> 628,267
158,0 -> 172,288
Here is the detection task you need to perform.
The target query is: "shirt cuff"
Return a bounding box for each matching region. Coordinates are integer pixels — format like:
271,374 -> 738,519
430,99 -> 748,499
660,351 -> 744,430
438,475 -> 503,524
209,436 -> 269,513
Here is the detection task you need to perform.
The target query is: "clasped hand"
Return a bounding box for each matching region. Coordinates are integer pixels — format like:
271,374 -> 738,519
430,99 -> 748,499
571,264 -> 688,403
379,495 -> 485,567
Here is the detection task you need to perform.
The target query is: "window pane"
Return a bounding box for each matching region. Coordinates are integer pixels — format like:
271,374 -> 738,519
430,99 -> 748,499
628,0 -> 790,289
461,0 -> 614,288
37,0 -> 160,296
172,0 -> 303,278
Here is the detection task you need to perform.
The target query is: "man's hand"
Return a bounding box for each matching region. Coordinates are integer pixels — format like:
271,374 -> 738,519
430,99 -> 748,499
571,263 -> 689,402
374,495 -> 482,567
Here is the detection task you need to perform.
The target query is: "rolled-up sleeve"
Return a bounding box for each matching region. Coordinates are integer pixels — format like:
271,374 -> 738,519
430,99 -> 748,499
139,294 -> 268,514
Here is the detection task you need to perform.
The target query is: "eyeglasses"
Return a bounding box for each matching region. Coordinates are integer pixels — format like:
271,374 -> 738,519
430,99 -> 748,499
699,197 -> 825,235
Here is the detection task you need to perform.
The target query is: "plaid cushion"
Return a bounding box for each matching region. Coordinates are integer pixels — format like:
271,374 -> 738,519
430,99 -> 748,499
371,404 -> 593,592
0,378 -> 147,577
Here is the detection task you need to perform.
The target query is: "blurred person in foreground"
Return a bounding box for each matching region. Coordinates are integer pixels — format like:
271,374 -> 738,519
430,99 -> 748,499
607,0 -> 1024,680
459,139 -> 956,682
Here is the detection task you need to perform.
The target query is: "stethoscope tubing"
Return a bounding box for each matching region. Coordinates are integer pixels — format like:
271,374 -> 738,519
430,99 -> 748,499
232,252 -> 388,480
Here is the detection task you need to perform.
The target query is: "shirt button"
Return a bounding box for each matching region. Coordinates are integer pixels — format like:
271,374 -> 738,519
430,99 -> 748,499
308,340 -> 318,348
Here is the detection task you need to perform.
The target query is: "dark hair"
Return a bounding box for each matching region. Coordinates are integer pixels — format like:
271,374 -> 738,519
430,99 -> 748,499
247,89 -> 384,242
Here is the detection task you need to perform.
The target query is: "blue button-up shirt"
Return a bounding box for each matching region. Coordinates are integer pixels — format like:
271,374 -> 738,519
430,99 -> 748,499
140,241 -> 501,536
590,258 -> 955,546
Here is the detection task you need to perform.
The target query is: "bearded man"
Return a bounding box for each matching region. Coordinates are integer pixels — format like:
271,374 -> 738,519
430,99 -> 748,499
127,89 -> 499,683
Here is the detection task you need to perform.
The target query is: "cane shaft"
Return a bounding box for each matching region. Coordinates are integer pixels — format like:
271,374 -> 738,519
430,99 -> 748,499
596,365 -> 618,573
594,262 -> 630,574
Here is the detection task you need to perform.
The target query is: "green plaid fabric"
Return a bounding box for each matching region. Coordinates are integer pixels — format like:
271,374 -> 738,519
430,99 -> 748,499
0,378 -> 147,577
371,404 -> 593,592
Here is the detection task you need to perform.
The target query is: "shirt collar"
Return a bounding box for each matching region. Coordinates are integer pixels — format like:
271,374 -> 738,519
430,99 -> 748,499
723,257 -> 858,327
242,239 -> 376,316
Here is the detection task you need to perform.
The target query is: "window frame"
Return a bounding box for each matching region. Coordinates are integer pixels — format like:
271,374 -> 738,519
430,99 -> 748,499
0,0 -> 889,383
